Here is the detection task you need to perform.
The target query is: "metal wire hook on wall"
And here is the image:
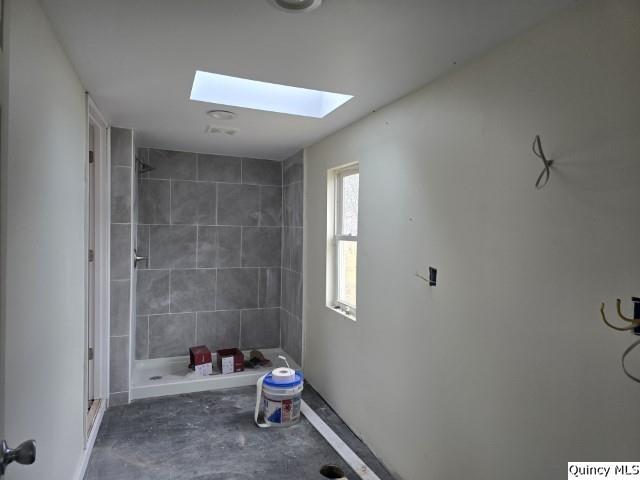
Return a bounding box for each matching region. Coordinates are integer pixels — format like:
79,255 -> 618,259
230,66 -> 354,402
532,135 -> 554,189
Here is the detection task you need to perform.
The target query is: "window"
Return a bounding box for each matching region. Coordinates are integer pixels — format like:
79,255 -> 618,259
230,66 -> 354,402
328,164 -> 359,318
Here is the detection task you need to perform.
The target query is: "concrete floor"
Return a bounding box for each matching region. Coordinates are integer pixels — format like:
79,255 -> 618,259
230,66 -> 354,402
84,384 -> 394,480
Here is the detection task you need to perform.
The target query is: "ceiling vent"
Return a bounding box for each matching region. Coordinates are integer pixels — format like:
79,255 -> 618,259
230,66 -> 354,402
205,125 -> 239,136
268,0 -> 322,13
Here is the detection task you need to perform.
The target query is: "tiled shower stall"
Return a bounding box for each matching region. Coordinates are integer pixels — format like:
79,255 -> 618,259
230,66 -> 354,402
280,151 -> 304,364
109,130 -> 303,404
109,128 -> 135,405
135,148 -> 282,358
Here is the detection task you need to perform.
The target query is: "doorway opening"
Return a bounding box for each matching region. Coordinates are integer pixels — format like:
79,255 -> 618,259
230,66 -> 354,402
87,121 -> 98,431
85,98 -> 109,440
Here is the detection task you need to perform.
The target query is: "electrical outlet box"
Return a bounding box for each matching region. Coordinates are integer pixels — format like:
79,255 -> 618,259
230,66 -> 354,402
632,297 -> 640,336
429,266 -> 437,287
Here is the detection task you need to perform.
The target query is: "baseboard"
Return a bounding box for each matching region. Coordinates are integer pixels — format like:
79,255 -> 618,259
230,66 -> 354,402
73,400 -> 106,480
301,400 -> 381,480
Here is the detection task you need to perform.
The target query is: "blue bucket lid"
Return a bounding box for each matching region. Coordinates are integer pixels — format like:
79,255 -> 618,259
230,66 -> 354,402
263,370 -> 304,388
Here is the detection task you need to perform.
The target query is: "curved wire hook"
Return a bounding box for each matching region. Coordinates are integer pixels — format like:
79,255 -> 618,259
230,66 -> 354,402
533,135 -> 554,189
600,302 -> 640,331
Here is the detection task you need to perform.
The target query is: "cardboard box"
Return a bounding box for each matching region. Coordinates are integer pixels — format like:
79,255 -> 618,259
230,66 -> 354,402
189,345 -> 212,376
217,348 -> 244,374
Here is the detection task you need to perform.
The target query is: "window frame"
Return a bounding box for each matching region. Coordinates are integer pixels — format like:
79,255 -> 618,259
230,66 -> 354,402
330,164 -> 359,317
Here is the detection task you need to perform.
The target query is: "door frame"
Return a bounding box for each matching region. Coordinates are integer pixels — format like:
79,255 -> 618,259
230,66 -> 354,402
84,96 -> 109,441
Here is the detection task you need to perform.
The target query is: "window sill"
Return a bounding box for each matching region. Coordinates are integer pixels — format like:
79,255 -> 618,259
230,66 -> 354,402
326,305 -> 356,322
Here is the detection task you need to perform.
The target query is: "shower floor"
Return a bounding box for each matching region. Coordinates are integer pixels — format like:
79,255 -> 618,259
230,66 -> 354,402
84,385 -> 395,480
131,348 -> 298,400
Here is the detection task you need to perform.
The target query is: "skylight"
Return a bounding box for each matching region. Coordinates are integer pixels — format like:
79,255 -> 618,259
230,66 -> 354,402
190,70 -> 353,118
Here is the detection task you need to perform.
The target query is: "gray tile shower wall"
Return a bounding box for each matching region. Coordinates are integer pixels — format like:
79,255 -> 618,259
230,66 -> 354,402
281,151 -> 304,365
135,148 -> 285,360
110,127 -> 134,405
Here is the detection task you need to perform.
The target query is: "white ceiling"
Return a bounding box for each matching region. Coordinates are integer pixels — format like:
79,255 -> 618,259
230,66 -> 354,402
40,0 -> 574,160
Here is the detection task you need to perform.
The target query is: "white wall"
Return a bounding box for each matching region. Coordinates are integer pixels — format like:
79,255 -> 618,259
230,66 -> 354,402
2,0 -> 87,478
304,1 -> 640,479
0,0 -> 8,446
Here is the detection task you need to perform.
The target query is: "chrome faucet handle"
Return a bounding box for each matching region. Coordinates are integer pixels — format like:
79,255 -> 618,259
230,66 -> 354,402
134,249 -> 148,268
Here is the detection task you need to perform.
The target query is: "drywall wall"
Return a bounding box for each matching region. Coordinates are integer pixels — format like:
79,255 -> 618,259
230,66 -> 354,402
304,1 -> 640,479
0,0 -> 8,447
2,0 -> 87,478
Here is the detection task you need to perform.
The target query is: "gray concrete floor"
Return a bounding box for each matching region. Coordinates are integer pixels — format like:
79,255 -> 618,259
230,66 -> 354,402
84,384 -> 394,480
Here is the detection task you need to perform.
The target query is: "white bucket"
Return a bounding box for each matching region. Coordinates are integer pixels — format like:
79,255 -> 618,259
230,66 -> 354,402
254,368 -> 304,428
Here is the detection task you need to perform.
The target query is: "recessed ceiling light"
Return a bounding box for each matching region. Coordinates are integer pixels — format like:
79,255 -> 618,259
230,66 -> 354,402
190,70 -> 353,118
268,0 -> 322,13
206,109 -> 235,120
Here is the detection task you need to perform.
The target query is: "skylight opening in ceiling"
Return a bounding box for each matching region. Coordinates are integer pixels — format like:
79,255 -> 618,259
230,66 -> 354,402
190,70 -> 353,118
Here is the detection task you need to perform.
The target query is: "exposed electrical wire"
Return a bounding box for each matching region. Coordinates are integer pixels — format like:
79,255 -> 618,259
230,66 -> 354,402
622,339 -> 640,384
532,135 -> 554,189
600,300 -> 640,384
600,301 -> 640,331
